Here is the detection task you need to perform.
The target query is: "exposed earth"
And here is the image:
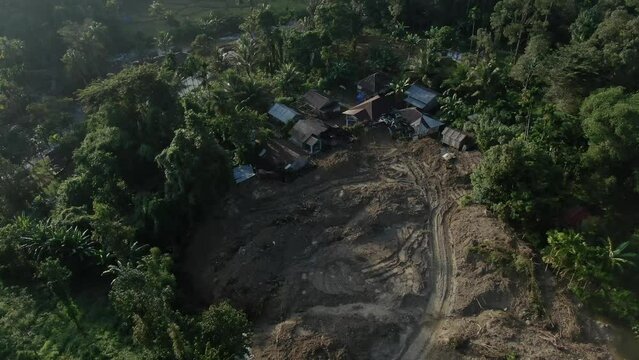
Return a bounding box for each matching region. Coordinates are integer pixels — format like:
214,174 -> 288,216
183,132 -> 613,359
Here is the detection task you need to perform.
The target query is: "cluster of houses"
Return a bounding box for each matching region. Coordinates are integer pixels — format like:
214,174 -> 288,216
233,72 -> 473,183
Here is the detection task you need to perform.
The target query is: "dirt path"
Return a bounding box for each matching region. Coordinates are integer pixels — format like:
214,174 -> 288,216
392,156 -> 462,359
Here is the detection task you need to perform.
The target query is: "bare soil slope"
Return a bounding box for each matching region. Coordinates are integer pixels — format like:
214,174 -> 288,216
183,135 -> 611,359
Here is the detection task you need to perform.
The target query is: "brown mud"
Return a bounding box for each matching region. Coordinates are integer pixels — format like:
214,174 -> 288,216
184,134 -> 612,359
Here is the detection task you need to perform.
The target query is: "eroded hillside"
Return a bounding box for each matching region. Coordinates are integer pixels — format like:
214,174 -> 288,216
184,134 -> 611,359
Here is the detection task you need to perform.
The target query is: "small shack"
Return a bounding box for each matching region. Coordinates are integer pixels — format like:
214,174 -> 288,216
256,139 -> 309,175
268,103 -> 300,125
404,84 -> 439,113
357,72 -> 392,98
442,127 -> 471,150
303,90 -> 341,119
398,108 -> 444,138
343,95 -> 393,125
290,118 -> 328,154
423,115 -> 444,131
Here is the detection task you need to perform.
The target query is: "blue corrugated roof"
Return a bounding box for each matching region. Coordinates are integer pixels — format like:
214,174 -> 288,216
405,84 -> 438,109
423,115 -> 444,129
179,76 -> 203,97
404,96 -> 427,109
233,165 -> 256,184
268,103 -> 299,124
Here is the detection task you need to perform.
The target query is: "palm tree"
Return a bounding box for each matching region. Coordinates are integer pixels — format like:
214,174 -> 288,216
389,77 -> 411,101
468,6 -> 479,50
236,35 -> 258,75
406,50 -> 430,85
275,63 -> 302,95
406,44 -> 443,86
543,231 -> 593,288
404,33 -> 422,55
606,239 -> 637,271
155,31 -> 174,55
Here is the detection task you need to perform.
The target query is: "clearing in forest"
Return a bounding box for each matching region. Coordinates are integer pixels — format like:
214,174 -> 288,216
183,134 -> 610,359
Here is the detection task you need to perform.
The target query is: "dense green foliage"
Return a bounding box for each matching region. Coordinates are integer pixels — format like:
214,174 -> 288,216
109,248 -> 251,359
543,231 -> 639,321
471,138 -> 562,230
2,0 -> 639,355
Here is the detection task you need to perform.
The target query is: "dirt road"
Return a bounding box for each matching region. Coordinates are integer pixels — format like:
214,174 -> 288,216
395,157 -> 460,359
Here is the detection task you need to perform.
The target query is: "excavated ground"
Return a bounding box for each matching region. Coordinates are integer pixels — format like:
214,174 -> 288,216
183,133 -> 612,359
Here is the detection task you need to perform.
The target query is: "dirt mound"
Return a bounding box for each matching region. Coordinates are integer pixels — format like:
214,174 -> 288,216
430,204 -> 610,359
182,136 -> 612,359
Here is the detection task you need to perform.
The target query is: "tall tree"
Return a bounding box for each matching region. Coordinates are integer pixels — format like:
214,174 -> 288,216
313,0 -> 363,41
491,0 -> 537,59
579,87 -> 639,208
58,19 -> 109,85
156,113 -> 231,223
471,138 -> 562,230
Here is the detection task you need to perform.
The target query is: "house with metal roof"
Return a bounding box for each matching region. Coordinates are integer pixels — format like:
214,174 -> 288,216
404,84 -> 439,113
343,95 -> 393,125
357,72 -> 392,97
255,138 -> 309,174
397,107 -> 444,138
268,103 -> 300,125
178,76 -> 203,97
423,115 -> 444,132
303,90 -> 341,119
442,127 -> 471,150
290,118 -> 328,154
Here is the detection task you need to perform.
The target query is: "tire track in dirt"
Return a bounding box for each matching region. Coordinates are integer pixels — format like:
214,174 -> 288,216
394,158 -> 460,360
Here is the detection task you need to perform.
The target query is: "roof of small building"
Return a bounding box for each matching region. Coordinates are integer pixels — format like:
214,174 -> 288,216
342,108 -> 368,123
268,103 -> 299,124
411,119 -> 427,132
399,108 -> 444,130
178,76 -> 203,97
233,165 -> 256,184
357,72 -> 391,95
303,90 -> 335,110
305,136 -> 321,147
423,115 -> 444,129
397,107 -> 423,123
412,117 -> 444,131
290,118 -> 328,145
442,127 -> 469,149
258,138 -> 309,172
404,84 -> 438,109
343,95 -> 393,122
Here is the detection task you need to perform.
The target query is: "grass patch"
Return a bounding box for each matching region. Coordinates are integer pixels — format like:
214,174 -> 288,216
120,0 -> 308,37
